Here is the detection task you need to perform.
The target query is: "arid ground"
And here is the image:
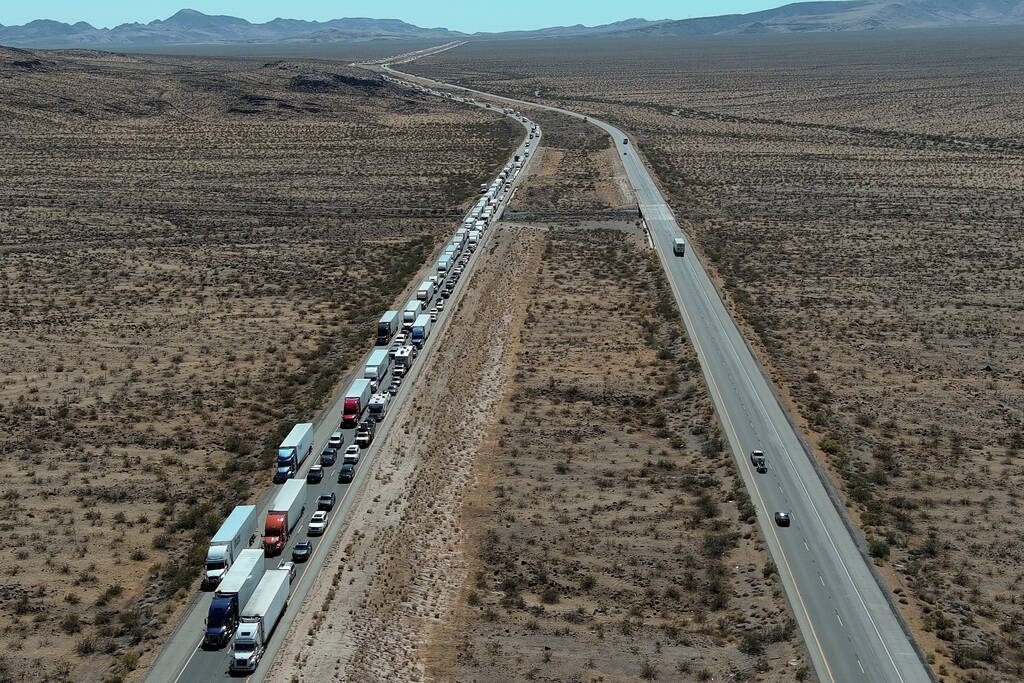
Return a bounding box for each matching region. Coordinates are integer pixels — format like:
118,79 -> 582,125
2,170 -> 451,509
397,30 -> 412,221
406,28 -> 1024,681
0,46 -> 516,681
269,222 -> 806,682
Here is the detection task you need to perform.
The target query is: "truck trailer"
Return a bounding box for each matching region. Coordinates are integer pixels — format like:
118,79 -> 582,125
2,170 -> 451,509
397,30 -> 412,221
416,279 -> 435,302
204,505 -> 258,589
376,310 -> 399,345
403,300 -> 421,328
411,314 -> 433,348
342,378 -> 373,426
230,569 -> 291,673
204,548 -> 265,648
274,423 -> 313,484
363,349 -> 391,384
263,479 -> 306,556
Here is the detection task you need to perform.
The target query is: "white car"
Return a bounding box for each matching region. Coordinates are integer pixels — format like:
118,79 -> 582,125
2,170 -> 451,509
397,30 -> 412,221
344,445 -> 361,464
308,511 -> 329,536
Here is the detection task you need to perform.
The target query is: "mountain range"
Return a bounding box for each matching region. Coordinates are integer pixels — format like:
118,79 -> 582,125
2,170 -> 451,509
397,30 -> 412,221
1,1 -> 1023,48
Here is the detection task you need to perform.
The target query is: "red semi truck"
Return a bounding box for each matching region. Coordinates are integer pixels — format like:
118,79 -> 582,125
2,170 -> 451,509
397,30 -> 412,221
263,479 -> 306,556
342,378 -> 372,427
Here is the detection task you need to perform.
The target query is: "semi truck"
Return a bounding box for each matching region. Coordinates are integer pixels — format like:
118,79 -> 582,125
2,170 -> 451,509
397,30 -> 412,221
263,479 -> 306,556
416,279 -> 435,302
204,505 -> 258,589
229,569 -> 291,673
673,237 -> 686,256
363,349 -> 391,385
274,423 -> 313,484
411,313 -> 432,348
342,378 -> 373,426
204,548 -> 265,648
376,310 -> 399,345
403,300 -> 421,328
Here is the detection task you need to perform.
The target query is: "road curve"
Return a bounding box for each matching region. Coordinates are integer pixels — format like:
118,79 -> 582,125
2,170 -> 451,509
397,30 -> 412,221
376,55 -> 934,683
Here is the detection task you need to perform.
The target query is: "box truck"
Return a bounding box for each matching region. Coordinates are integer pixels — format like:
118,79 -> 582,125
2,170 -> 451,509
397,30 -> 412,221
274,423 -> 313,484
416,279 -> 435,302
204,505 -> 258,589
376,310 -> 399,345
263,479 -> 306,556
403,300 -> 421,328
342,378 -> 372,426
363,349 -> 391,384
411,314 -> 432,348
230,569 -> 291,673
673,237 -> 686,256
204,548 -> 265,648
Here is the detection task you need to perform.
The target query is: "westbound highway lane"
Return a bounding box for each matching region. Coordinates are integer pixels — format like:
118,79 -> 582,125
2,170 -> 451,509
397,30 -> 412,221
381,57 -> 934,683
145,101 -> 538,683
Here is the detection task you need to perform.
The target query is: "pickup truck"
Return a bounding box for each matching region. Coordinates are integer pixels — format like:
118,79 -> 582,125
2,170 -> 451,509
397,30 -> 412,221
354,421 -> 376,448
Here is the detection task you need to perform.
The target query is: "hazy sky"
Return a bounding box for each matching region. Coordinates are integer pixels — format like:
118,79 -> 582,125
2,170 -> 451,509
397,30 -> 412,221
1,1 -> 787,32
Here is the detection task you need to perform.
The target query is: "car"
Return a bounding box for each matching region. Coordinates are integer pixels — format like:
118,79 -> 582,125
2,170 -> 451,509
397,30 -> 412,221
774,512 -> 791,527
338,463 -> 356,483
327,431 -> 344,450
306,465 -> 323,484
387,381 -> 401,396
436,300 -> 445,311
440,289 -> 451,299
321,447 -> 337,466
388,341 -> 402,358
354,421 -> 376,448
344,444 -> 361,463
292,540 -> 313,562
308,511 -> 329,535
318,492 -> 336,511
749,450 -> 767,473
430,312 -> 438,323
277,560 -> 297,583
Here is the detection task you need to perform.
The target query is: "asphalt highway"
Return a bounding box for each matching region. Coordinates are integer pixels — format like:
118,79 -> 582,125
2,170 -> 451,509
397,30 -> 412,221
144,103 -> 537,683
381,58 -> 934,683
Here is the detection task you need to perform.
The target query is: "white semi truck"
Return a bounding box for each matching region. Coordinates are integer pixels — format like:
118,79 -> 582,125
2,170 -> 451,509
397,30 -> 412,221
204,505 -> 258,589
230,569 -> 291,673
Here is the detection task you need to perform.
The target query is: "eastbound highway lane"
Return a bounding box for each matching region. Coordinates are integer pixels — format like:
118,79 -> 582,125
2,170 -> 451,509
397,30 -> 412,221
145,104 -> 538,683
382,58 -> 933,683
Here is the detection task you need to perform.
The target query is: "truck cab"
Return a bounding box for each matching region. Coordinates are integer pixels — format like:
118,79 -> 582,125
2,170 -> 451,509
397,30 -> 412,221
204,595 -> 238,648
230,624 -> 261,672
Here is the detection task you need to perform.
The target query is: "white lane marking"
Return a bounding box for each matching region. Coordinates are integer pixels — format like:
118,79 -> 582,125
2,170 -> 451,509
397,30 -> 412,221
680,253 -> 908,683
820,574 -> 826,586
836,611 -> 844,627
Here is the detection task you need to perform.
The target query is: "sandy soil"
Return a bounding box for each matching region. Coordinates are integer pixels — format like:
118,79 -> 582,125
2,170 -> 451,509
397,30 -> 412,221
405,30 -> 1024,681
266,224 -> 543,682
0,46 -> 517,682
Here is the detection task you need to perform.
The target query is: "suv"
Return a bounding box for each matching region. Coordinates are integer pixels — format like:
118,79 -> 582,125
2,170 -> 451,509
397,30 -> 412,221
306,465 -> 324,484
344,444 -> 362,464
320,447 -> 337,466
327,431 -> 344,450
338,463 -> 356,483
308,511 -> 329,536
774,512 -> 791,527
277,560 -> 297,583
317,492 -> 336,511
354,422 -> 375,449
749,450 -> 767,473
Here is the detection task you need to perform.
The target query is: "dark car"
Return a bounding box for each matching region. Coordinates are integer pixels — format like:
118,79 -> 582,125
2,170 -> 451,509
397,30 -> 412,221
750,450 -> 767,473
338,463 -> 356,483
387,381 -> 401,396
318,492 -> 336,511
388,340 -> 402,358
321,448 -> 337,466
292,540 -> 313,563
774,512 -> 791,527
306,465 -> 324,484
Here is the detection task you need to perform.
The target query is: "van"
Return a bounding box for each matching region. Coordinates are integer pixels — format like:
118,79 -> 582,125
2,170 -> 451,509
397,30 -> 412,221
673,238 -> 686,257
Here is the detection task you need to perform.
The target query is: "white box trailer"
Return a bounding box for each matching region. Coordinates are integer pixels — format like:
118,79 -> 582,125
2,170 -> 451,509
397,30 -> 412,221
364,348 -> 391,383
411,313 -> 432,348
205,505 -> 259,588
437,254 -> 453,274
403,300 -> 421,327
275,423 -> 313,483
416,279 -> 435,301
468,230 -> 482,245
376,310 -> 399,345
230,569 -> 291,673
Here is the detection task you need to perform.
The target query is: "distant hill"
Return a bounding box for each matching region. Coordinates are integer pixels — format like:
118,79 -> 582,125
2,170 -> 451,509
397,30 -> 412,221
618,0 -> 1024,36
1,2 -> 1023,48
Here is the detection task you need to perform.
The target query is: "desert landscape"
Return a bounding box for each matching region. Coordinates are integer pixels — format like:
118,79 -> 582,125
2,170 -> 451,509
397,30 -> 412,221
0,46 -> 516,681
405,28 -> 1024,681
269,220 -> 806,682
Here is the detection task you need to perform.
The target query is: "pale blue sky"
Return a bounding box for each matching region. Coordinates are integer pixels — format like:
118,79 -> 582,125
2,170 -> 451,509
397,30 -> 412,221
0,1 -> 788,33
